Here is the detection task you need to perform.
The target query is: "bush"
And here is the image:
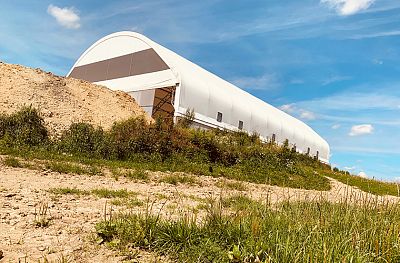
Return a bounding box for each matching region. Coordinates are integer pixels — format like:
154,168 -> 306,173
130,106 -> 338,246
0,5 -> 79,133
0,106 -> 48,147
58,123 -> 106,157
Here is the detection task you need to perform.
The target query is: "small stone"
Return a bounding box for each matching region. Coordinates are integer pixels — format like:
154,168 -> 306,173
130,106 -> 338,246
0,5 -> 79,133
0,250 -> 3,259
37,246 -> 46,252
5,193 -> 16,198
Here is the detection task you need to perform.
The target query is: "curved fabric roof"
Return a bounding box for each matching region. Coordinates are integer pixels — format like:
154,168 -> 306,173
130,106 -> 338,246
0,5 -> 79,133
68,31 -> 330,163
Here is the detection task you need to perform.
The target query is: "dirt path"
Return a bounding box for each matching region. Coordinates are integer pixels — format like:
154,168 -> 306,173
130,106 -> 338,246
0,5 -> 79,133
0,162 -> 398,262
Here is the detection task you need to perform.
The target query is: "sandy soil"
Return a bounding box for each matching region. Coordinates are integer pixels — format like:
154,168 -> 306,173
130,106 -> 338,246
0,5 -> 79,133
0,62 -> 151,136
0,158 -> 398,262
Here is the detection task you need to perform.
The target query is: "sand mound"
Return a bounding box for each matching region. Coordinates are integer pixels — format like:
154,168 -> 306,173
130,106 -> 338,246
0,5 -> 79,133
0,62 -> 151,136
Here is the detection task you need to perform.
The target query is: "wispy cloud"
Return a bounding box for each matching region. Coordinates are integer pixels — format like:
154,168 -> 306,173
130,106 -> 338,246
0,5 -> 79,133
332,124 -> 341,129
230,74 -> 281,91
322,75 -> 352,86
296,92 -> 400,112
349,124 -> 374,136
47,4 -> 81,29
279,104 -> 317,121
300,110 -> 317,120
321,0 -> 375,16
350,30 -> 400,39
279,104 -> 296,113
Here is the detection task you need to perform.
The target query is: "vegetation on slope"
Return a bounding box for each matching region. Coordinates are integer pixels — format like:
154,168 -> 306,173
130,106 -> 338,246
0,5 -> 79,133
329,169 -> 400,196
0,106 -> 397,195
0,106 -> 333,190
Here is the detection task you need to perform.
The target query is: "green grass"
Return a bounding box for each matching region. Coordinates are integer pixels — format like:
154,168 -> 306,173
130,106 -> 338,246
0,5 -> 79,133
91,188 -> 131,199
96,196 -> 400,262
44,161 -> 103,176
2,156 -> 23,168
221,194 -> 258,211
48,187 -> 136,199
159,174 -> 200,186
216,180 -> 248,191
111,169 -> 150,182
329,172 -> 400,196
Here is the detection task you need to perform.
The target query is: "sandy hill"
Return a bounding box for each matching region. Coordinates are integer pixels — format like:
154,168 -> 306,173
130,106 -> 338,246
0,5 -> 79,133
0,61 -> 151,136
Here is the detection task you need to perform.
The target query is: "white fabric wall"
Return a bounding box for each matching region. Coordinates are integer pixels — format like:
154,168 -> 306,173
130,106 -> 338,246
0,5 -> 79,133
68,31 -> 330,163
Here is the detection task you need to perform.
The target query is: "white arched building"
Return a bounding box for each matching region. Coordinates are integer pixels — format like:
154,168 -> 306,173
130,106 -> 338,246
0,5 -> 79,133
68,31 -> 330,163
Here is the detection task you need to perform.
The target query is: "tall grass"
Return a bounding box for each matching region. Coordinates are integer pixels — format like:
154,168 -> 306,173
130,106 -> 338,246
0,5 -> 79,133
96,196 -> 400,262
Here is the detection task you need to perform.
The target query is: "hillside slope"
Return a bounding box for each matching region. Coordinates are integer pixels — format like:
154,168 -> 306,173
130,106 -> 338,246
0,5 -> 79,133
0,62 -> 151,136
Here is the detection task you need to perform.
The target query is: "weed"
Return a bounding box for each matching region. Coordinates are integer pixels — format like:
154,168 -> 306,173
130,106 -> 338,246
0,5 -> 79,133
45,162 -> 86,174
112,168 -> 149,182
34,201 -> 51,228
48,187 -> 89,196
216,180 -> 248,191
2,156 -> 23,168
160,174 -> 199,186
91,188 -> 131,199
44,161 -> 102,176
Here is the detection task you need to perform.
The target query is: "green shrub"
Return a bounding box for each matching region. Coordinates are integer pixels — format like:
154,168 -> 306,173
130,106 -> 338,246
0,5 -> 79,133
0,106 -> 48,147
58,123 -> 106,157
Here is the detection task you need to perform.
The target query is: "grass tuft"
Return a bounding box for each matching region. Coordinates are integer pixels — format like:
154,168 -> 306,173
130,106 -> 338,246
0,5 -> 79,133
91,188 -> 131,199
3,156 -> 23,168
44,161 -> 103,176
159,174 -> 199,186
34,201 -> 51,228
216,180 -> 248,191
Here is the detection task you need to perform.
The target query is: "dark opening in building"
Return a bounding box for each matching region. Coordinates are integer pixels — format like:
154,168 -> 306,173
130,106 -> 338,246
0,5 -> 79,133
217,112 -> 223,122
238,120 -> 244,130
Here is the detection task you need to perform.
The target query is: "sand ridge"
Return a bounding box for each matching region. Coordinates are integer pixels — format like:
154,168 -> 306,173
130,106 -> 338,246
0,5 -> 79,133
0,62 -> 151,136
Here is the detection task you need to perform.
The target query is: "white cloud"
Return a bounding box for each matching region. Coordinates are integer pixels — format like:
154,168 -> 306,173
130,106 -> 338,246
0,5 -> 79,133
321,0 -> 375,16
358,171 -> 368,178
279,104 -> 296,113
344,166 -> 355,170
300,110 -> 316,120
47,5 -> 81,29
279,104 -> 317,121
349,124 -> 374,136
332,124 -> 341,129
231,74 -> 280,90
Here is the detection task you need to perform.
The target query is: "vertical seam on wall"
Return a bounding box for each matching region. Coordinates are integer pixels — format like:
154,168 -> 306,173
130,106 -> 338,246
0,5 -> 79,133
129,53 -> 134,76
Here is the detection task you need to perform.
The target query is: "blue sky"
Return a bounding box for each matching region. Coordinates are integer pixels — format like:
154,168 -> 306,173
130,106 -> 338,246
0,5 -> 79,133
1,0 -> 400,180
